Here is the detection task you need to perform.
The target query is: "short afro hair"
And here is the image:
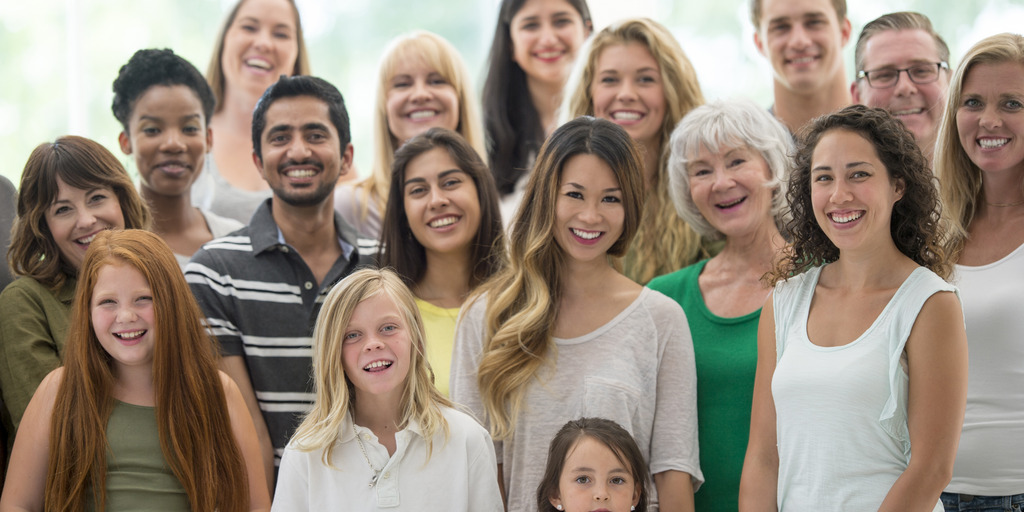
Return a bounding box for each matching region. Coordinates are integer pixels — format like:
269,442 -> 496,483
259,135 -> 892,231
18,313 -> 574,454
112,48 -> 215,132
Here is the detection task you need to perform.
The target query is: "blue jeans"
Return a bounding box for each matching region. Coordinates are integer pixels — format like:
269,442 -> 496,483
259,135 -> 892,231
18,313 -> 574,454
941,492 -> 1024,511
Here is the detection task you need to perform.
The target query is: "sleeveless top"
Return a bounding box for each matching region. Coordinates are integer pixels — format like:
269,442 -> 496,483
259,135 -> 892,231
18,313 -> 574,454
88,401 -> 189,511
772,266 -> 955,511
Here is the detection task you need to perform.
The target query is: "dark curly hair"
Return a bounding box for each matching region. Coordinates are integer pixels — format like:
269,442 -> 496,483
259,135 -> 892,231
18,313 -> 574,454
769,105 -> 950,284
112,48 -> 215,132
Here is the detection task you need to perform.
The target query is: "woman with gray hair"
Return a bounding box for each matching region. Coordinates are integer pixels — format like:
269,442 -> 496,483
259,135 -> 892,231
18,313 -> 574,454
648,98 -> 790,512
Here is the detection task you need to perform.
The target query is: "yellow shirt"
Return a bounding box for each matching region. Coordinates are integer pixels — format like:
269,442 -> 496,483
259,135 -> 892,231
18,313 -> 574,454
415,298 -> 460,396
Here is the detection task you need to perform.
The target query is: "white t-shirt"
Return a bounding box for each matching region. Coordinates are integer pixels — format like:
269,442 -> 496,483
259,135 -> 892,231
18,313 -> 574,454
772,266 -> 953,511
272,407 -> 503,511
451,287 -> 702,511
947,241 -> 1024,495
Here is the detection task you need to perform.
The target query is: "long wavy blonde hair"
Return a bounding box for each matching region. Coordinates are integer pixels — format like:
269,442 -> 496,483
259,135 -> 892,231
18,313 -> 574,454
562,18 -> 707,283
934,33 -> 1024,261
289,268 -> 452,466
473,117 -> 644,440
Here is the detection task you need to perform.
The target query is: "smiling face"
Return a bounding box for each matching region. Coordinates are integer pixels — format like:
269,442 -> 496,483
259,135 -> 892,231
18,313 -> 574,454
91,263 -> 156,373
120,85 -> 211,199
955,61 -> 1024,177
341,292 -> 412,405
44,178 -> 126,271
688,143 -> 776,239
256,95 -> 351,207
510,0 -> 590,89
755,0 -> 851,94
810,129 -> 905,252
403,147 -> 481,258
554,153 -> 625,265
590,42 -> 666,151
550,436 -> 640,512
221,0 -> 300,99
853,29 -> 949,151
385,55 -> 460,145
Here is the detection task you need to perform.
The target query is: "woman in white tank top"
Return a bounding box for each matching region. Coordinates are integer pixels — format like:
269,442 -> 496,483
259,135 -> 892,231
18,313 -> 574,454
739,105 -> 967,512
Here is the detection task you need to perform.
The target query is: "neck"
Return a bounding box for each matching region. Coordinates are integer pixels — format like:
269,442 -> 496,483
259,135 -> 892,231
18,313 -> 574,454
415,249 -> 473,308
271,197 -> 338,253
560,256 -> 621,298
112,364 -> 156,406
142,187 -> 202,235
353,392 -> 403,435
718,223 -> 786,272
829,239 -> 912,289
526,77 -> 564,136
772,76 -> 851,133
980,171 -> 1024,210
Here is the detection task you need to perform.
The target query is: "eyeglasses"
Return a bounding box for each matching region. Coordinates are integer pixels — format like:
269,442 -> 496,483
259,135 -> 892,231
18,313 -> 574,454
857,62 -> 949,89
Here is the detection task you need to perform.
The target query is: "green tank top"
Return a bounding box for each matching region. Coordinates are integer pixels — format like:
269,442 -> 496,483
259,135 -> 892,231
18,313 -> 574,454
86,400 -> 190,511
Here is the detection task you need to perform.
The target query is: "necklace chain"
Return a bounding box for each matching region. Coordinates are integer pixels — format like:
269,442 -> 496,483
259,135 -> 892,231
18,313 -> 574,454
985,198 -> 1024,207
353,422 -> 382,487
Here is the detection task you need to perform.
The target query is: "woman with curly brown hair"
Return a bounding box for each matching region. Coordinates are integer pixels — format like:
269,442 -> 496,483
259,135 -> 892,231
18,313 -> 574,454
740,105 -> 967,511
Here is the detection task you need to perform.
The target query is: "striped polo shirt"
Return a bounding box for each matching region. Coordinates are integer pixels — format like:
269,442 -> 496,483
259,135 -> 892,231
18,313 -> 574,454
185,200 -> 373,463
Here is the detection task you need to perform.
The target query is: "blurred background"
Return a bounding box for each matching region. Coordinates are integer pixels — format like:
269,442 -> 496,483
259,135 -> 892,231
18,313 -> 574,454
2,0 -> 1022,186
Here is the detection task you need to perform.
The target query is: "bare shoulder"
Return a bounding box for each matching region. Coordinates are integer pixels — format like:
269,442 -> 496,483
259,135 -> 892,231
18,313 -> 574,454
218,370 -> 243,399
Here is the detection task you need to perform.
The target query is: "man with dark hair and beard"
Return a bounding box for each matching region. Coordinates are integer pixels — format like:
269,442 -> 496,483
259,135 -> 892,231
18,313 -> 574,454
186,75 -> 371,487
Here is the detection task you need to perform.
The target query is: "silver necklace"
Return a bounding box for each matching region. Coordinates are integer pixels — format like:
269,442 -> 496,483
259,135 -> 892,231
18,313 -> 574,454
353,422 -> 382,487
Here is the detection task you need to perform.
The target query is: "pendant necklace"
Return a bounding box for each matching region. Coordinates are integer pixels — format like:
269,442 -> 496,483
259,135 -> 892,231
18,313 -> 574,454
353,422 -> 382,487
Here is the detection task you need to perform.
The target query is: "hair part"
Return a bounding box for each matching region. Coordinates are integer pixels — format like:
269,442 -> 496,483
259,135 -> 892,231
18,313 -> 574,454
205,0 -> 311,112
854,11 -> 950,73
483,0 -> 593,196
45,229 -> 249,511
474,117 -> 643,440
112,48 -> 216,133
251,75 -> 351,160
289,268 -> 453,466
668,98 -> 793,240
770,104 -> 950,284
934,33 -> 1024,261
8,136 -> 151,291
378,128 -> 506,289
536,417 -> 650,512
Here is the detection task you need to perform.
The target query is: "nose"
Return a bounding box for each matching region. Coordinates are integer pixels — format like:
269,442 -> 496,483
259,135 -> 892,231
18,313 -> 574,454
285,136 -> 312,161
428,187 -> 448,209
615,80 -> 637,102
711,169 -> 734,191
160,130 -> 186,153
253,27 -> 272,50
789,24 -> 811,50
410,79 -> 431,102
980,106 -> 1003,130
362,334 -> 385,352
75,209 -> 98,230
892,70 -> 918,96
538,22 -> 558,45
115,304 -> 139,323
830,178 -> 853,203
578,200 -> 602,224
593,481 -> 610,502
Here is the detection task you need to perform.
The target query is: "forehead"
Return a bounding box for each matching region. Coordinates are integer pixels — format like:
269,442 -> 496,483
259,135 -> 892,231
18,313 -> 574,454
513,0 -> 579,20
262,95 -> 335,135
132,85 -> 204,118
862,29 -> 941,69
235,0 -> 296,28
762,0 -> 838,25
595,42 -> 658,72
406,147 -> 461,179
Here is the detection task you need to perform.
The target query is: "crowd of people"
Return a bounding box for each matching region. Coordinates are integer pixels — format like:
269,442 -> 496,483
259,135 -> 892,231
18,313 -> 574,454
0,0 -> 1022,511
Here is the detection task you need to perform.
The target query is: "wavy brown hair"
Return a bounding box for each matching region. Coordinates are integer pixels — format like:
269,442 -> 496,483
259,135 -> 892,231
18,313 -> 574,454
770,105 -> 950,284
8,136 -> 151,291
45,230 -> 249,511
473,117 -> 644,440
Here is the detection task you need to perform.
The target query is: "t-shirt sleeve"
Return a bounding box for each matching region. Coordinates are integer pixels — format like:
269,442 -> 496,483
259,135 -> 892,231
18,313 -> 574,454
0,282 -> 63,430
184,248 -> 243,356
462,413 -> 505,512
450,297 -> 502,463
271,446 -> 310,511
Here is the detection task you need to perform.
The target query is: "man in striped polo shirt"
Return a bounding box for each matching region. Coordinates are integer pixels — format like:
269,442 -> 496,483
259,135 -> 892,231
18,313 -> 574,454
186,75 -> 370,488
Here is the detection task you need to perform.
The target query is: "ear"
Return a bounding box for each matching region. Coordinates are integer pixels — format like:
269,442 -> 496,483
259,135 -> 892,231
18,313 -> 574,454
893,177 -> 906,201
340,143 -> 354,178
252,152 -> 265,179
205,127 -> 213,154
850,81 -> 861,104
548,495 -> 563,511
754,30 -> 766,57
840,17 -> 852,46
118,131 -> 132,155
632,482 -> 641,507
584,19 -> 593,37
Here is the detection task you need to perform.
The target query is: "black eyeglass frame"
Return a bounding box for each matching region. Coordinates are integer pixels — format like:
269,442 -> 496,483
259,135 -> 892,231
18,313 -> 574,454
857,62 -> 950,89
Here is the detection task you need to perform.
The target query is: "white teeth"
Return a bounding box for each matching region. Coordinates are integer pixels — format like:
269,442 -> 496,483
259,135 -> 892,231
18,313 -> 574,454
979,138 -> 1009,148
115,330 -> 145,340
429,216 -> 458,228
790,56 -> 815,64
892,108 -> 923,116
536,50 -> 562,59
285,169 -> 316,178
246,58 -> 271,70
612,111 -> 642,121
409,110 -> 438,120
364,360 -> 393,371
77,233 -> 97,244
717,197 -> 744,208
830,211 -> 864,224
571,228 -> 601,240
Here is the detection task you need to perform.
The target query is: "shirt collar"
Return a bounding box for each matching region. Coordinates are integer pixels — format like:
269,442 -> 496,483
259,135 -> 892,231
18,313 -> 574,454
249,198 -> 356,261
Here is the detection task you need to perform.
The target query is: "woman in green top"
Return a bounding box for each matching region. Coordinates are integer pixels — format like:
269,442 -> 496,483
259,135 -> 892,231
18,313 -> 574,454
647,99 -> 791,512
0,136 -> 151,460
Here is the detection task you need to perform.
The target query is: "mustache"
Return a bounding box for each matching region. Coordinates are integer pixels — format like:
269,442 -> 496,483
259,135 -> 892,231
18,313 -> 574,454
277,158 -> 323,172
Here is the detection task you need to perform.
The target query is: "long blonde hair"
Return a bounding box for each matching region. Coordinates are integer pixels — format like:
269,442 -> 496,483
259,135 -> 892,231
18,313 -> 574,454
289,268 -> 452,466
562,18 -> 707,283
353,31 -> 486,224
935,33 -> 1024,261
474,117 -> 644,440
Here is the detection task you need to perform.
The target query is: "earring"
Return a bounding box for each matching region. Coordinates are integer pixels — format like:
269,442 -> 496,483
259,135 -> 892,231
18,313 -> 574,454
631,507 -> 636,511
556,506 -> 563,511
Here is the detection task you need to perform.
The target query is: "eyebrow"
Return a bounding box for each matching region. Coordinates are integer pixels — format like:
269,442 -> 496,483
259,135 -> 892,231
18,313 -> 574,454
138,113 -> 202,123
569,466 -> 630,474
404,169 -> 465,187
565,182 -> 622,193
812,161 -> 871,172
266,122 -> 330,138
51,188 -> 102,206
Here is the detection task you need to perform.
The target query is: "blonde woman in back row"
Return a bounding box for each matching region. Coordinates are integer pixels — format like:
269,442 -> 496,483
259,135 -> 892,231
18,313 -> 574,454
335,31 -> 486,240
561,18 -> 709,284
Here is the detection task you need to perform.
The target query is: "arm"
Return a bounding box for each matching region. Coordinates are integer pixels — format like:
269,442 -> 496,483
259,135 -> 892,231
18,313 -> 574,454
221,356 -> 275,495
221,372 -> 271,512
497,464 -> 507,509
738,297 -> 779,512
0,369 -> 62,512
878,291 -> 967,512
654,470 -> 695,512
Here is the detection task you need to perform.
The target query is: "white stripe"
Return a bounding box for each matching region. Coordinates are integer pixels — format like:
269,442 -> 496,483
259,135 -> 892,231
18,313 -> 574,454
244,335 -> 312,348
244,346 -> 313,358
259,402 -> 314,413
257,391 -> 315,402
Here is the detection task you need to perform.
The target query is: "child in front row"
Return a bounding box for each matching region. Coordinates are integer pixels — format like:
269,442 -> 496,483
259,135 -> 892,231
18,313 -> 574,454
537,417 -> 650,512
271,268 -> 503,511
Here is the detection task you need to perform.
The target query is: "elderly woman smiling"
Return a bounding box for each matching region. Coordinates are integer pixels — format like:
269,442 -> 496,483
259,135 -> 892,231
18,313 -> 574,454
648,98 -> 791,512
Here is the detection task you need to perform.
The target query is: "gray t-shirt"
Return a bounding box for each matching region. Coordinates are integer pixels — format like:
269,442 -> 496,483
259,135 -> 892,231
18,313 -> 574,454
451,287 -> 703,511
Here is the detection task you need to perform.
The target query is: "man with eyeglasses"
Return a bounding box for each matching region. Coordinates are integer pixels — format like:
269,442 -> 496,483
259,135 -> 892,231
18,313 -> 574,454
852,11 -> 951,167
